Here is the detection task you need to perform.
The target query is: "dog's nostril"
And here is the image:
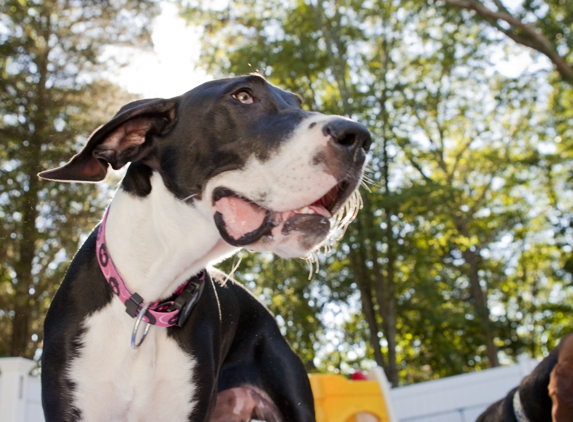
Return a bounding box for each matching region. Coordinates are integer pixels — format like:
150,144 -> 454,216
338,133 -> 357,147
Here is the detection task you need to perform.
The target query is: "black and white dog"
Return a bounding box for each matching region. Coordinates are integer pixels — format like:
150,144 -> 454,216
39,75 -> 371,422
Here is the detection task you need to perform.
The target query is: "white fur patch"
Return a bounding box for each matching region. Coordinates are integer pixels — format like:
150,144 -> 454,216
69,299 -> 196,422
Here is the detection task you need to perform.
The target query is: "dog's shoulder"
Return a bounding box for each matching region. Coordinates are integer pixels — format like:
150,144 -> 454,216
45,226 -> 113,329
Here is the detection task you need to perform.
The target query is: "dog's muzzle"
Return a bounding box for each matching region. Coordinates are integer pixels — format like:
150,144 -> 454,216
211,117 -> 370,251
212,187 -> 337,247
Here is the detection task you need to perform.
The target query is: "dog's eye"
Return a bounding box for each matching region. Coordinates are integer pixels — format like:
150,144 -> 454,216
233,91 -> 254,104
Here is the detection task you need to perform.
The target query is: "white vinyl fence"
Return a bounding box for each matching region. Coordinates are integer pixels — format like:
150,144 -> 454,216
389,355 -> 538,422
0,358 -> 44,422
0,356 -> 537,422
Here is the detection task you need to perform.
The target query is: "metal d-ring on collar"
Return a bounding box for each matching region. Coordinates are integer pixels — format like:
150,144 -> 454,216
132,303 -> 151,349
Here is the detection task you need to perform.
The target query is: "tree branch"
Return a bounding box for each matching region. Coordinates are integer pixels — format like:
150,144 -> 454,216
444,0 -> 573,84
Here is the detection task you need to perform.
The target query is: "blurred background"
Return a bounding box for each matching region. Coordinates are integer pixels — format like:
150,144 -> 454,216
1,0 -> 572,388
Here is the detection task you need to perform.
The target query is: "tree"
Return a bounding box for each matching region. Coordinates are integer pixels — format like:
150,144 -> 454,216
0,0 -> 159,358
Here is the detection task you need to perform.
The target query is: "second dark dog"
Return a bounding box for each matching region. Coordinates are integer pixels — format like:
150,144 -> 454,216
477,334 -> 573,422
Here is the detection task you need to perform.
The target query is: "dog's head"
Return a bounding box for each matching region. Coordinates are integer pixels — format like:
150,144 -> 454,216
39,75 -> 371,258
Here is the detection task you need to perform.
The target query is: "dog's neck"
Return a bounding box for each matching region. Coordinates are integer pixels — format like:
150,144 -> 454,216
104,173 -> 238,302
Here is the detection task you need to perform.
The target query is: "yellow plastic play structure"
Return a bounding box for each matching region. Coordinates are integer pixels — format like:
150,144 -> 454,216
309,368 -> 397,422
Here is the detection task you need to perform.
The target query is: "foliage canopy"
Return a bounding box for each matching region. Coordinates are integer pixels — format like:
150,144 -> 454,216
183,0 -> 573,384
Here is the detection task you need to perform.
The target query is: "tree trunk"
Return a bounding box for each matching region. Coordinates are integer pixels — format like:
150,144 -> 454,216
9,13 -> 49,356
312,1 -> 352,116
10,174 -> 39,357
376,11 -> 399,385
349,239 -> 387,370
360,194 -> 399,385
383,209 -> 398,383
463,246 -> 500,367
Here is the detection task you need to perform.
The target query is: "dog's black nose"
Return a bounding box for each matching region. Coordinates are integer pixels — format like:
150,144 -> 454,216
322,119 -> 372,153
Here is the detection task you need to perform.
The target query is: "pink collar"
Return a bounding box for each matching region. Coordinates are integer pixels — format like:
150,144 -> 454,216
96,208 -> 205,328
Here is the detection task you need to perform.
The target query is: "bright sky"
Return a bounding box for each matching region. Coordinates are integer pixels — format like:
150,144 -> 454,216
113,2 -> 212,99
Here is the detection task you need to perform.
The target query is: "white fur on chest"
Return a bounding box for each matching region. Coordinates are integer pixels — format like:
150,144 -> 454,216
69,299 -> 196,422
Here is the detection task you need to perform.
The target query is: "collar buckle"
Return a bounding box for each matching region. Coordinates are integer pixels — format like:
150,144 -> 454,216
125,292 -> 144,318
171,277 -> 205,327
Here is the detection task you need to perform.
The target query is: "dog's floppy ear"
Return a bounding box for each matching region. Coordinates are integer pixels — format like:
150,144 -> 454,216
38,98 -> 178,182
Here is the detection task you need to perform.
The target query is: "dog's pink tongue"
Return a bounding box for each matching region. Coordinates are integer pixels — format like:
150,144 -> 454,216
214,196 -> 267,240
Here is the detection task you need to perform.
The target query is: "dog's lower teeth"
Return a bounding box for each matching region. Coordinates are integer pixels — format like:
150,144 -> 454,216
299,207 -> 316,214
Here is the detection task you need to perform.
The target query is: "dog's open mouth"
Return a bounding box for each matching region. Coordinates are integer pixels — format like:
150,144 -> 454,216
212,184 -> 348,247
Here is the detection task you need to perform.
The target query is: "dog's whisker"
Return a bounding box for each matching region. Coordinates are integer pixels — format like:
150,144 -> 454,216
182,193 -> 197,202
361,174 -> 375,186
314,189 -> 362,256
304,252 -> 320,279
360,180 -> 373,192
222,255 -> 242,285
